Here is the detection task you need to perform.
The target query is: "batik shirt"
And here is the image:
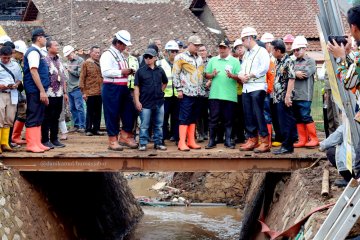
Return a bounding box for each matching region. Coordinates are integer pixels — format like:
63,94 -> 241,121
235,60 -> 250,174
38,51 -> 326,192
172,50 -> 206,97
45,54 -> 67,97
273,54 -> 296,103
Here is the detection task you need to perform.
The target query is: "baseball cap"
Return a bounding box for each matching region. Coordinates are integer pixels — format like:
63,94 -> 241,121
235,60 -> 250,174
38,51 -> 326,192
218,39 -> 230,47
31,28 -> 48,38
144,48 -> 157,57
188,35 -> 202,45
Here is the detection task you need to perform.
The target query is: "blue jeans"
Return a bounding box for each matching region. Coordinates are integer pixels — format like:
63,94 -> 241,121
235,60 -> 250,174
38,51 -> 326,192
264,94 -> 272,124
242,90 -> 268,138
277,101 -> 297,150
292,100 -> 313,124
139,104 -> 164,145
68,88 -> 85,129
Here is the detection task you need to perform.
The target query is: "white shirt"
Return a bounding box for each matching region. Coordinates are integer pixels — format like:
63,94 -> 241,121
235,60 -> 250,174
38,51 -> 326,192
240,44 -> 270,93
100,45 -> 128,79
27,44 -> 46,69
0,60 -> 22,85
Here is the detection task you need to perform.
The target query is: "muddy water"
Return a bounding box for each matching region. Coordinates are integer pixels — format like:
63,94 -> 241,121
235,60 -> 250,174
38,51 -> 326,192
127,177 -> 242,240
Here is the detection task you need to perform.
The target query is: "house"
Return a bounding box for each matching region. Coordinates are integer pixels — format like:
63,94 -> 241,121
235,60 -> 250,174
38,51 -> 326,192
1,0 -> 219,54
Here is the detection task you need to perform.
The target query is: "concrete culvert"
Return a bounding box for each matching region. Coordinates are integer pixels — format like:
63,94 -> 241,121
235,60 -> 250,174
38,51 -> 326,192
22,172 -> 143,240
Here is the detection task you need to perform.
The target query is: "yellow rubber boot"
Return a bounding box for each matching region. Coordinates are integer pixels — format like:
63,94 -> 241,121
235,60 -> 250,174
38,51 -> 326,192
1,128 -> 12,152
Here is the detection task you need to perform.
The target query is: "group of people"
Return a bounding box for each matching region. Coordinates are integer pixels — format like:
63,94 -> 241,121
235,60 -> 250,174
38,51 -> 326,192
0,24 -> 322,155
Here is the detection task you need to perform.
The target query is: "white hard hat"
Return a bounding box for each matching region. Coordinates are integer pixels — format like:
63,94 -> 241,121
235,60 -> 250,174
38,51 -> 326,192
291,36 -> 308,50
260,32 -> 275,43
115,30 -> 132,46
63,45 -> 75,57
165,40 -> 179,50
0,35 -> 12,44
233,39 -> 243,48
240,27 -> 257,39
14,40 -> 27,54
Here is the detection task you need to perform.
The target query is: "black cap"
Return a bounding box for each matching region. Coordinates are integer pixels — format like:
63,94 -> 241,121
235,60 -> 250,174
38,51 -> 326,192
176,40 -> 184,48
218,39 -> 230,47
31,28 -> 48,38
144,48 -> 157,57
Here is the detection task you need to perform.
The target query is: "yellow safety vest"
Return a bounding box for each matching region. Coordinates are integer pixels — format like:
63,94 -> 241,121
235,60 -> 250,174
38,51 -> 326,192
128,55 -> 139,89
159,59 -> 177,97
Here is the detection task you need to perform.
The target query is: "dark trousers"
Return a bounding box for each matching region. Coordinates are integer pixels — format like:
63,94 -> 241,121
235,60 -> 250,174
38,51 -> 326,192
163,96 -> 179,141
277,101 -> 297,150
196,97 -> 209,138
25,92 -> 46,128
179,95 -> 201,125
102,84 -> 135,136
209,99 -> 234,130
242,90 -> 268,137
271,102 -> 283,142
232,95 -> 245,142
86,95 -> 102,134
293,100 -> 313,123
41,96 -> 63,142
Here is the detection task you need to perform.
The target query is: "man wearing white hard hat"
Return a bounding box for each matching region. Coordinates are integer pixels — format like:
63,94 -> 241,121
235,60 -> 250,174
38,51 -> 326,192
0,35 -> 12,47
63,45 -> 85,133
238,27 -> 270,153
232,39 -> 246,144
160,40 -> 180,145
11,40 -> 27,145
99,30 -> 138,151
291,36 -> 318,148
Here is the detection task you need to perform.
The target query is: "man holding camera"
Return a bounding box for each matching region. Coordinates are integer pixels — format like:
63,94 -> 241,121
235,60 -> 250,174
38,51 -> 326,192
327,5 -> 360,177
100,30 -> 138,151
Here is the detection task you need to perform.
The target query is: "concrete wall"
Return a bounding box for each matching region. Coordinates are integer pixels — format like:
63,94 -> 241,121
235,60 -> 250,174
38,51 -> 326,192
0,169 -> 143,240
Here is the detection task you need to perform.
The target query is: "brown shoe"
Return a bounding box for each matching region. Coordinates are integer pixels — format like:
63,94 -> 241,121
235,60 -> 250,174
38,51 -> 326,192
119,130 -> 138,149
254,136 -> 271,153
239,137 -> 259,151
108,136 -> 123,151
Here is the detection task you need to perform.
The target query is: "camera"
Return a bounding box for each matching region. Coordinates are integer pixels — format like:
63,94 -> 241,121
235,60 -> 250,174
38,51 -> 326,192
328,35 -> 348,46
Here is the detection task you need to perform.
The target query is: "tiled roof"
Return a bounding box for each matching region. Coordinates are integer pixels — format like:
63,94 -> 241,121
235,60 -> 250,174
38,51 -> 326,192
1,20 -> 41,44
22,0 -> 218,54
206,0 -> 320,41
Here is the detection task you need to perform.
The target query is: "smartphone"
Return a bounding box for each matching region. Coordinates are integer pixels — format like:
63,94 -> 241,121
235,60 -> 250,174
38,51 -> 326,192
328,35 -> 348,46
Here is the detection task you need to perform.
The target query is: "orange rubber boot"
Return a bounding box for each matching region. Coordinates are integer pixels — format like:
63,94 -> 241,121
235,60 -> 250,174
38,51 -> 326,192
187,124 -> 201,149
178,125 -> 190,151
12,120 -> 26,145
26,127 -> 44,153
305,122 -> 319,148
37,126 -> 50,151
293,124 -> 307,148
267,124 -> 272,146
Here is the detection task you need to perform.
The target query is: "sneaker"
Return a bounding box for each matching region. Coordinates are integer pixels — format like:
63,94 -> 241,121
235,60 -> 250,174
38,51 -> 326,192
334,179 -> 349,188
77,128 -> 85,133
154,145 -> 167,151
85,132 -> 93,136
169,136 -> 176,142
93,131 -> 104,136
68,127 -> 79,133
51,140 -> 66,148
138,145 -> 147,151
42,141 -> 55,149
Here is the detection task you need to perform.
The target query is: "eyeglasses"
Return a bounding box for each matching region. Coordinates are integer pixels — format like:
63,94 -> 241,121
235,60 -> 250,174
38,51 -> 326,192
144,55 -> 153,59
293,48 -> 303,52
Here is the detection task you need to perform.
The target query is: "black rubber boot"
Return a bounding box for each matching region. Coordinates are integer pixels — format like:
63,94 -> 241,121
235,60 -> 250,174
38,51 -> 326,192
205,129 -> 216,149
224,127 -> 235,149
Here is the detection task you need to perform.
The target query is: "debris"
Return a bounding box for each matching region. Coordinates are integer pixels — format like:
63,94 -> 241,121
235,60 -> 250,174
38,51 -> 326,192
321,168 -> 329,197
152,182 -> 167,190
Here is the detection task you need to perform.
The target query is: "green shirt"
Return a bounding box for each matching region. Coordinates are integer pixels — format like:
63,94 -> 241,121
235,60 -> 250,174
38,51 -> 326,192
206,55 -> 241,102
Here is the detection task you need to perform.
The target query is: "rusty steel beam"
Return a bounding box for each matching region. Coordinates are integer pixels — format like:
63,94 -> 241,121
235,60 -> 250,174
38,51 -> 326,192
1,155 -> 322,172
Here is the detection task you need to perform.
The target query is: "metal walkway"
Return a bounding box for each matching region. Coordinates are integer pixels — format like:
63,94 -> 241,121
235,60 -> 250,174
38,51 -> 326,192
1,134 -> 325,172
